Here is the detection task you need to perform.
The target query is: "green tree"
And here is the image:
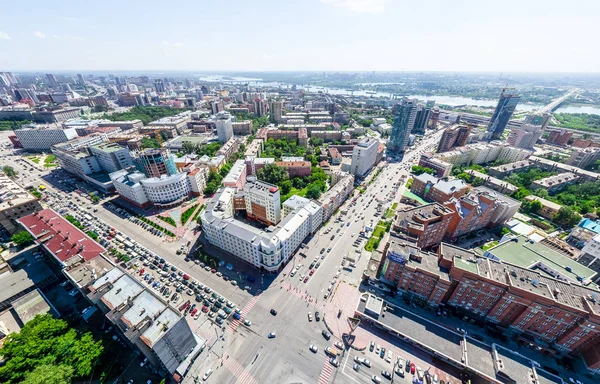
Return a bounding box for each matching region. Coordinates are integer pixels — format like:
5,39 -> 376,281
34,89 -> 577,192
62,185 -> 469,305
203,182 -> 219,196
0,314 -> 103,384
219,163 -> 232,177
553,207 -> 582,227
512,188 -> 531,200
533,188 -> 549,199
522,199 -> 542,214
305,184 -> 322,199
141,137 -> 160,149
280,180 -> 292,195
2,165 -> 18,177
471,177 -> 485,187
310,137 -> 324,146
11,230 -> 33,246
455,172 -> 472,183
411,165 -> 435,176
23,364 -> 74,384
257,164 -> 289,185
292,177 -> 307,189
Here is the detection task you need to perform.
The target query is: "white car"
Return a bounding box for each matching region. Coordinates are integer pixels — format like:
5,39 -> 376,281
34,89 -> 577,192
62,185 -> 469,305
309,344 -> 318,353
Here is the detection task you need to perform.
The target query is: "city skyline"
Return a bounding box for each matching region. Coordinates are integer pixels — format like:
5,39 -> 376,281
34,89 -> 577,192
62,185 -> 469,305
0,0 -> 598,72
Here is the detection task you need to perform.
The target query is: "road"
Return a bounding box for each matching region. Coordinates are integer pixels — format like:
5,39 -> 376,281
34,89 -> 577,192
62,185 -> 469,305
186,128 -> 447,384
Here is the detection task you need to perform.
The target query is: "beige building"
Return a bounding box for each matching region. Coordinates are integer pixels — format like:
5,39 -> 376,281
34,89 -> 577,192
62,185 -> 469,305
0,173 -> 43,234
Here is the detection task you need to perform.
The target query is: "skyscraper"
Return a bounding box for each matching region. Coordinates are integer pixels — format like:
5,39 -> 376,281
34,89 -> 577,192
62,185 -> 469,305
350,139 -> 379,177
388,99 -> 417,153
506,111 -> 551,149
487,88 -> 520,140
46,73 -> 59,89
253,99 -> 267,117
76,74 -> 86,85
437,125 -> 472,153
154,79 -> 165,93
270,100 -> 283,124
412,101 -> 435,134
215,112 -> 234,143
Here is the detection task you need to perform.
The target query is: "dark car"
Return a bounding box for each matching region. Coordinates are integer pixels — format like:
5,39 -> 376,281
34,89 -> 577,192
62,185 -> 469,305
315,311 -> 321,321
270,309 -> 277,316
322,330 -> 331,340
405,360 -> 411,372
330,235 -> 335,241
381,370 -> 392,379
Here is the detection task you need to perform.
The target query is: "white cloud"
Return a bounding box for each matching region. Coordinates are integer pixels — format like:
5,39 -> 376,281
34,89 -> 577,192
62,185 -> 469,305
173,42 -> 184,47
33,31 -> 46,39
320,0 -> 389,14
0,32 -> 10,40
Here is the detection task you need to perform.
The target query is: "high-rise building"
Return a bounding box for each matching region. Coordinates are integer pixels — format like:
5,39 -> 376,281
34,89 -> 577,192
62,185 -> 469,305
350,138 -> 379,177
253,98 -> 267,117
135,148 -> 177,178
437,125 -> 472,153
154,79 -> 165,93
506,111 -> 550,149
76,74 -> 85,85
210,100 -> 224,115
0,72 -> 18,86
388,99 -> 417,153
412,101 -> 434,134
46,73 -> 59,89
487,88 -> 520,140
244,178 -> 281,226
214,111 -> 234,143
546,129 -> 573,146
428,106 -> 440,129
567,148 -> 600,169
270,100 -> 283,124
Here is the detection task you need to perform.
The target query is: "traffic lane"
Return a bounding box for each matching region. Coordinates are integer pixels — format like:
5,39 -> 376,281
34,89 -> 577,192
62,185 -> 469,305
361,322 -> 463,384
345,348 -> 396,384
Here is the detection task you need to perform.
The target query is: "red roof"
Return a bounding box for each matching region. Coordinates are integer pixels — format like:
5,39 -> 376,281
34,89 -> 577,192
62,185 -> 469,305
17,209 -> 106,266
269,187 -> 279,193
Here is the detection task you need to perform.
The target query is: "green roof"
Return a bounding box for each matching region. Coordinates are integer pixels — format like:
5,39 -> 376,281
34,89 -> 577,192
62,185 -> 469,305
486,235 -> 596,283
92,143 -> 124,153
454,257 -> 479,274
402,190 -> 427,205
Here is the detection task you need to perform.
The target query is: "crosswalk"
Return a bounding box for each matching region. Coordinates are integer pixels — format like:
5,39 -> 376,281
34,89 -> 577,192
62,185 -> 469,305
226,292 -> 262,334
280,282 -> 327,311
317,356 -> 335,384
222,356 -> 257,384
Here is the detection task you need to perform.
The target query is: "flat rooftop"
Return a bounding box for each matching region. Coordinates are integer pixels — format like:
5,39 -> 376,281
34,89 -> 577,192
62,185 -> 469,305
0,270 -> 35,304
485,235 -> 596,283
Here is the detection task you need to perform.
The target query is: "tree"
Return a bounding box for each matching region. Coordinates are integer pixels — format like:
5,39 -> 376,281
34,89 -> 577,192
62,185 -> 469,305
0,314 -> 103,384
553,206 -> 582,227
411,165 -> 435,176
257,164 -> 289,185
310,137 -> 324,146
455,172 -> 472,183
141,137 -> 160,149
2,165 -> 18,177
280,180 -> 292,195
292,177 -> 307,189
305,184 -> 322,199
11,231 -> 33,246
22,365 -> 74,384
219,163 -> 232,177
471,177 -> 485,187
203,181 -> 219,196
522,199 -> 542,214
512,188 -> 531,200
533,188 -> 549,199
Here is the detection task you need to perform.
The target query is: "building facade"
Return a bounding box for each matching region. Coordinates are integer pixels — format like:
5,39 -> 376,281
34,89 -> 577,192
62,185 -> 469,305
388,98 -> 417,153
350,138 -> 379,177
244,179 -> 281,226
487,88 -> 520,140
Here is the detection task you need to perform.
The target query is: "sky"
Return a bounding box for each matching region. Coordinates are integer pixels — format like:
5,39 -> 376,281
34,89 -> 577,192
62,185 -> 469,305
0,0 -> 597,72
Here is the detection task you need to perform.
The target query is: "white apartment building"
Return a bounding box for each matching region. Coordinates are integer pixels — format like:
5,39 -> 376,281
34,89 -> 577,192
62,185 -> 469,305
318,172 -> 354,221
244,179 -> 281,225
437,141 -> 531,166
214,112 -> 233,143
282,195 -> 323,234
350,138 -> 379,177
223,159 -> 247,191
201,187 -> 313,272
110,168 -> 198,207
15,125 -> 78,150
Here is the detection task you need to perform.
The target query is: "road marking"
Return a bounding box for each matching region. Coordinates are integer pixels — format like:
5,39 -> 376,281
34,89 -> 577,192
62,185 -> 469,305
317,355 -> 335,384
226,292 -> 262,334
222,356 -> 257,384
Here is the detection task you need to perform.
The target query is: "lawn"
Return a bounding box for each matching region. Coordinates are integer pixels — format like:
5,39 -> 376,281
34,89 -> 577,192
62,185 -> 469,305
181,203 -> 199,226
43,154 -> 58,167
365,224 -> 387,252
281,187 -> 308,203
156,215 -> 177,227
28,156 -> 40,164
482,241 -> 498,251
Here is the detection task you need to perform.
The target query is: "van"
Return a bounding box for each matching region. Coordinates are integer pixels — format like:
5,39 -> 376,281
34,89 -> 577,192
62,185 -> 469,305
325,346 -> 339,357
202,368 -> 213,380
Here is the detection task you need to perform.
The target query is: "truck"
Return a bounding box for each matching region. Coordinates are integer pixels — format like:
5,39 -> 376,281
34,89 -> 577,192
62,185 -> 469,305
325,347 -> 340,357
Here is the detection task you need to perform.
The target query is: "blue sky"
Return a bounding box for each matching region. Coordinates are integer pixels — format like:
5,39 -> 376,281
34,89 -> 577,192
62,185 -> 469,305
0,0 -> 597,72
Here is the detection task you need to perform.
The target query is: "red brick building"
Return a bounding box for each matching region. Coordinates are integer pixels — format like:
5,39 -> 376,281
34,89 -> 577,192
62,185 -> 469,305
410,173 -> 468,204
377,241 -> 600,372
275,161 -> 312,178
393,203 -> 454,250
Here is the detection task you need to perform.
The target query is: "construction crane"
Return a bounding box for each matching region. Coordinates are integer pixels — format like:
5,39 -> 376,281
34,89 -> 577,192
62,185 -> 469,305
154,130 -> 163,147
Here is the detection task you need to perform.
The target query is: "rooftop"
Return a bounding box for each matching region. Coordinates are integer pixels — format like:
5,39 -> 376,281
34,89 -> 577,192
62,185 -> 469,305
0,173 -> 38,211
386,238 -> 450,281
17,209 -> 106,266
485,235 -> 596,284
531,172 -> 579,188
11,289 -> 56,324
578,218 -> 600,234
0,270 -> 35,304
